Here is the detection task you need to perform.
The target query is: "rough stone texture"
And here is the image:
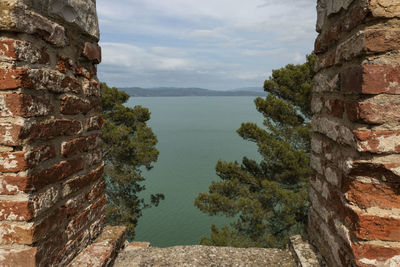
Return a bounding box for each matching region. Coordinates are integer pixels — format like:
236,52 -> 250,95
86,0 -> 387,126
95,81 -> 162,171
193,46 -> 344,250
125,241 -> 151,251
11,0 -> 99,39
0,0 -> 103,266
115,245 -> 297,267
310,0 -> 400,266
68,225 -> 127,267
289,236 -> 326,267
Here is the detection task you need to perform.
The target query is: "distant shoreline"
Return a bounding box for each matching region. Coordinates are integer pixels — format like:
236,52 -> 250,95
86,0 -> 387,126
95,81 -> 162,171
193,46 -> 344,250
128,94 -> 265,97
120,87 -> 266,97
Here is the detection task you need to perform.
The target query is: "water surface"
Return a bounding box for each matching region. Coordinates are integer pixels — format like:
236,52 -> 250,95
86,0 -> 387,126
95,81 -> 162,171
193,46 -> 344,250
126,96 -> 264,247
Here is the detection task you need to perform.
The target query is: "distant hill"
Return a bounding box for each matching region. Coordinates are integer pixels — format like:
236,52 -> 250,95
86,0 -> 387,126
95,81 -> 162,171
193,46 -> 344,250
231,87 -> 264,92
120,87 -> 266,97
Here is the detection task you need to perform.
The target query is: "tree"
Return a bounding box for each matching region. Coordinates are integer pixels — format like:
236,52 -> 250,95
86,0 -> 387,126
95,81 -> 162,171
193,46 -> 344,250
195,54 -> 316,248
101,83 -> 164,240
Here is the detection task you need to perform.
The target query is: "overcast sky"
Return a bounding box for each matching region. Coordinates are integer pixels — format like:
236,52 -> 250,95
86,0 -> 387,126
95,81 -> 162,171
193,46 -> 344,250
96,0 -> 317,90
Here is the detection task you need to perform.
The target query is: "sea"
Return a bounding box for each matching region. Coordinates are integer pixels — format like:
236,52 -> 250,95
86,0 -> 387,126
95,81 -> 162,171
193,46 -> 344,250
126,96 -> 265,247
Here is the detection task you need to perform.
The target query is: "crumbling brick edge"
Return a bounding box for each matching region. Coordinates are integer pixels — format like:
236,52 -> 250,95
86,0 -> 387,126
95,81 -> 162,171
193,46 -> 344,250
289,235 -> 327,267
68,226 -> 127,267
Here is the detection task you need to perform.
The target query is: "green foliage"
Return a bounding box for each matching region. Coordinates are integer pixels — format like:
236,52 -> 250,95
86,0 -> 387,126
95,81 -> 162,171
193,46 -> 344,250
195,54 -> 316,248
101,83 -> 164,240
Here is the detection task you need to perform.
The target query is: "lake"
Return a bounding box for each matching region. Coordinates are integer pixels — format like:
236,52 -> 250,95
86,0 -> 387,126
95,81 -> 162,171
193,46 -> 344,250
126,96 -> 265,247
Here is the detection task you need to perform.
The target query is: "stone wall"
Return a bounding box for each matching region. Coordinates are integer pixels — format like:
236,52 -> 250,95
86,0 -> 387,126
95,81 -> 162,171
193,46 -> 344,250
310,0 -> 400,266
0,0 -> 104,266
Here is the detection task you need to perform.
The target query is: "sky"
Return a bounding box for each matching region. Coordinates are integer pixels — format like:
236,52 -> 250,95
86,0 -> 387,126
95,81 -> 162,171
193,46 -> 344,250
96,0 -> 317,91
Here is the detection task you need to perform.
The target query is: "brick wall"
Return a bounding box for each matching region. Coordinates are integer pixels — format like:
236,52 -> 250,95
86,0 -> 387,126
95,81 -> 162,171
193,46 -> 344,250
310,0 -> 400,266
0,0 -> 104,266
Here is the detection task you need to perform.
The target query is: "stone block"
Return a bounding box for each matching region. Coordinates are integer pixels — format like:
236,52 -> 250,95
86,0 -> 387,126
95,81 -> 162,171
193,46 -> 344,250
0,247 -> 36,267
62,164 -> 104,197
61,134 -> 101,158
31,0 -> 100,39
68,225 -> 127,267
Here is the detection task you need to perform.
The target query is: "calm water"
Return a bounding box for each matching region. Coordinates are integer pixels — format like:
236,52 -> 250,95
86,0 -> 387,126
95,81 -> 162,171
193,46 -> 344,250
126,96 -> 264,247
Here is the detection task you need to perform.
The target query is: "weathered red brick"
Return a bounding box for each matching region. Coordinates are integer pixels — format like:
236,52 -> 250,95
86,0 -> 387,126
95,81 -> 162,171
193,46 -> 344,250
0,222 -> 35,244
65,196 -> 106,239
0,68 -> 32,90
38,47 -> 50,64
57,56 -> 72,73
353,212 -> 400,241
52,229 -> 90,266
0,40 -> 17,58
353,130 -> 400,153
347,98 -> 400,124
60,95 -> 92,115
26,145 -> 56,168
314,2 -> 368,54
61,76 -> 81,94
0,152 -> 27,172
342,65 -> 400,95
86,115 -> 104,131
0,40 -> 49,64
27,69 -> 71,93
315,50 -> 336,71
315,27 -> 340,55
87,180 -> 105,203
35,231 -> 67,266
64,194 -> 88,217
365,29 -> 400,53
62,165 -> 104,197
0,176 -> 33,194
75,63 -> 97,79
349,161 -> 400,183
31,157 -> 84,190
0,247 -> 37,267
334,28 -> 400,64
61,134 -> 101,158
83,42 -> 102,63
31,186 -> 61,218
32,204 -> 86,246
341,66 -> 363,94
0,123 -> 23,145
342,178 -> 400,210
0,201 -> 34,221
319,181 -> 399,242
90,214 -> 106,241
22,119 -> 82,141
69,242 -> 113,267
69,226 -> 127,267
328,99 -> 344,118
353,243 -> 400,263
0,94 -> 52,117
86,148 -> 102,167
83,80 -> 100,96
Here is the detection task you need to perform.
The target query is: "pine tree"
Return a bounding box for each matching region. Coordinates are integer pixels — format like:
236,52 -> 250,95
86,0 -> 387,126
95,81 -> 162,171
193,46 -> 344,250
101,83 -> 164,240
195,54 -> 316,248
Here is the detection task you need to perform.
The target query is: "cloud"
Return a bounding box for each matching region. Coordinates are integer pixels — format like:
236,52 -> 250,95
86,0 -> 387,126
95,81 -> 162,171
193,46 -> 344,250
151,47 -> 188,57
96,0 -> 317,90
189,29 -> 229,40
242,48 -> 286,57
101,43 -> 193,71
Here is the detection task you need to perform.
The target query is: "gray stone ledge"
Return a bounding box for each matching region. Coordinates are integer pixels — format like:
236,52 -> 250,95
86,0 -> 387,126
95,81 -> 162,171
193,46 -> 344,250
289,235 -> 326,267
115,245 -> 297,267
13,0 -> 99,39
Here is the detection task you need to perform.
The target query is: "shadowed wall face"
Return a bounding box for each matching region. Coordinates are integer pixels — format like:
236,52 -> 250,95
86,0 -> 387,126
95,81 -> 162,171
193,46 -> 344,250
0,0 -> 104,265
310,0 -> 400,266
